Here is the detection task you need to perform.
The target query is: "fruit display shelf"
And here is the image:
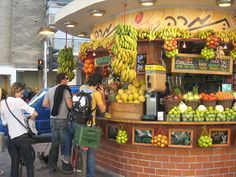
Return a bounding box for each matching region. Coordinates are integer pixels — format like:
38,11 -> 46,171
97,117 -> 236,125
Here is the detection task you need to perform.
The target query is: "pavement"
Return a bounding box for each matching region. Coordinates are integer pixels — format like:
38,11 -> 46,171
0,141 -> 111,177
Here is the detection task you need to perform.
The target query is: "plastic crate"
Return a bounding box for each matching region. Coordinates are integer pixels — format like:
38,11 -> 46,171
73,126 -> 101,149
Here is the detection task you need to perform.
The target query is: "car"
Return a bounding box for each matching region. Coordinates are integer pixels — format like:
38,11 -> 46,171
0,85 -> 80,135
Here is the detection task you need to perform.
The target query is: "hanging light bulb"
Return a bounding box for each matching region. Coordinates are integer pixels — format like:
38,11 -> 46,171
183,41 -> 186,48
92,51 -> 96,56
223,43 -> 227,49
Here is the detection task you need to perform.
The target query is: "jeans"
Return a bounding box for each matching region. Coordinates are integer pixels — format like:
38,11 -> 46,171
48,118 -> 68,169
64,122 -> 96,177
8,134 -> 34,177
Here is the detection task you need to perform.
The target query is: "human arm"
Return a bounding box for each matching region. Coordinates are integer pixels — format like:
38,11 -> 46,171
42,92 -> 50,108
19,98 -> 38,119
64,89 -> 73,109
94,86 -> 106,113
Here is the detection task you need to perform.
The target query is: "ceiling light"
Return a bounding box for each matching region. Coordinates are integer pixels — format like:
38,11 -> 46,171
223,43 -> 227,49
216,0 -> 233,7
77,32 -> 87,37
182,41 -> 186,48
64,21 -> 77,28
38,27 -> 55,35
90,9 -> 105,17
138,0 -> 157,6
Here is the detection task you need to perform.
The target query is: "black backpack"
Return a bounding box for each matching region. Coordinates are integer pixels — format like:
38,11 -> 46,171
68,90 -> 94,124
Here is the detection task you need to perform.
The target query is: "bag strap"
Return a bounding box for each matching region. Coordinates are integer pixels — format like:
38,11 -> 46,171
5,99 -> 28,130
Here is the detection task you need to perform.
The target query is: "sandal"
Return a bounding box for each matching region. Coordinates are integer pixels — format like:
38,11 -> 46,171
0,171 -> 4,176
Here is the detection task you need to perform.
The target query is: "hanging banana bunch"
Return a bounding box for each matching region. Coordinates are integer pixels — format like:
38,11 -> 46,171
57,47 -> 76,81
111,24 -> 137,83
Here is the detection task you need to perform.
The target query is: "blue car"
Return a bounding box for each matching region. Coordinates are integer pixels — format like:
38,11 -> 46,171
0,85 -> 80,135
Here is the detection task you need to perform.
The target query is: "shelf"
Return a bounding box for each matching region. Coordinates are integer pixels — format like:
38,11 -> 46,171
97,117 -> 236,125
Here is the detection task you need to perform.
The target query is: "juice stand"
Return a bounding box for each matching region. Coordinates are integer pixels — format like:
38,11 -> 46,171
54,1 -> 236,176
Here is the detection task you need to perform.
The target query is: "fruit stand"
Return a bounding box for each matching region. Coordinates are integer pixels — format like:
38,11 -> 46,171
77,8 -> 236,177
55,2 -> 236,176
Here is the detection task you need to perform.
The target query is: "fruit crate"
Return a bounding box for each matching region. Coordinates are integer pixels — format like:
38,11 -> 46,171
217,99 -> 233,109
182,113 -> 193,122
201,100 -> 216,108
73,126 -> 101,149
164,99 -> 181,112
167,114 -> 181,122
184,100 -> 199,110
110,102 -> 144,120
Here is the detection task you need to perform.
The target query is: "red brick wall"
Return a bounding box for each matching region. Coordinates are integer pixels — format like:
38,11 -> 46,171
96,140 -> 236,177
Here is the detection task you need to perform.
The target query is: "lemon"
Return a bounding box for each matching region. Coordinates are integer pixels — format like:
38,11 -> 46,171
131,87 -> 138,94
128,94 -> 134,101
128,84 -> 133,90
121,93 -> 128,101
118,89 -> 124,95
126,90 -> 132,95
133,100 -> 140,104
138,95 -> 145,103
133,92 -> 139,100
115,95 -> 121,101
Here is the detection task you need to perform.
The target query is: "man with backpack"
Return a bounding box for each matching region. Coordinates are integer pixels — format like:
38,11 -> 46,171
63,72 -> 106,177
42,73 -> 73,173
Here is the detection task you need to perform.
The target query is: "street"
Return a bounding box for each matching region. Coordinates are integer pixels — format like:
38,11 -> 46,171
0,142 -> 111,177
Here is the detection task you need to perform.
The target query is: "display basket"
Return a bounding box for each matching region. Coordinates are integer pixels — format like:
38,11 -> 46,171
217,99 -> 233,109
184,100 -> 199,110
164,99 -> 181,112
73,126 -> 101,149
201,100 -> 216,108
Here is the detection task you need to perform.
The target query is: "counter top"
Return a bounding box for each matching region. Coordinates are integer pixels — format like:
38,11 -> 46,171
97,117 -> 236,125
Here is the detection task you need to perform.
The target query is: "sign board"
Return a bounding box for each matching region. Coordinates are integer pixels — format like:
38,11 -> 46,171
171,54 -> 233,75
209,128 -> 230,147
222,84 -> 232,92
106,124 -> 118,141
95,56 -> 112,66
132,127 -> 154,146
168,129 -> 193,148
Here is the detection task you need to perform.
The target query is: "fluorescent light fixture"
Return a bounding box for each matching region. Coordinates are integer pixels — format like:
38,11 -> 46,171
223,43 -> 227,49
216,0 -> 233,7
183,41 -> 186,48
138,0 -> 157,6
38,27 -> 55,35
64,21 -> 77,28
77,32 -> 87,37
90,9 -> 105,17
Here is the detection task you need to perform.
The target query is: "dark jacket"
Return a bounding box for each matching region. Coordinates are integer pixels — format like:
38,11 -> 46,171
51,84 -> 72,116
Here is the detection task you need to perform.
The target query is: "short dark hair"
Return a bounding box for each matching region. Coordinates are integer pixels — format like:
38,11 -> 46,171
87,72 -> 103,86
9,82 -> 25,97
56,73 -> 67,84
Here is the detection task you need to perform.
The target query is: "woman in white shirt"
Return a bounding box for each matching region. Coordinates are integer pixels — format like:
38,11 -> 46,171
0,82 -> 38,177
0,88 -> 4,176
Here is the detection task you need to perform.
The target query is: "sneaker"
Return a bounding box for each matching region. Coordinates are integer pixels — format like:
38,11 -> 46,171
61,155 -> 70,164
48,168 -> 56,173
0,171 -> 4,176
63,163 -> 73,171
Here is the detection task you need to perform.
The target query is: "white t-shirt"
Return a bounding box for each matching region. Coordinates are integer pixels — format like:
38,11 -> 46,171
0,97 -> 35,139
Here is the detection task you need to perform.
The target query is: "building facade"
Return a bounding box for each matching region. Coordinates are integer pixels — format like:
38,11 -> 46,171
0,0 -> 87,94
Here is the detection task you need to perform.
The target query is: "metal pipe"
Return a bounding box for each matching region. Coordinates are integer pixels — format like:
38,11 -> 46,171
44,40 -> 47,88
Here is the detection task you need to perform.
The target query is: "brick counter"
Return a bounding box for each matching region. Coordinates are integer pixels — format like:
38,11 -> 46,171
96,118 -> 236,177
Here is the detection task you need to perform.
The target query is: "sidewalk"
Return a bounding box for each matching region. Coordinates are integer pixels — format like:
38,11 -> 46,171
0,143 -> 111,177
